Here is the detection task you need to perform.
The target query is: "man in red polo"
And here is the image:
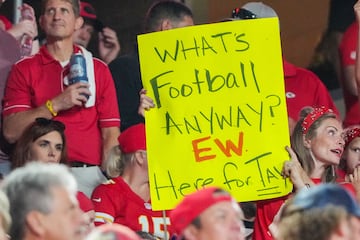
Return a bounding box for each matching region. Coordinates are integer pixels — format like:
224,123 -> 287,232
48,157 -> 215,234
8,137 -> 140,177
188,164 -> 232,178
2,0 -> 120,197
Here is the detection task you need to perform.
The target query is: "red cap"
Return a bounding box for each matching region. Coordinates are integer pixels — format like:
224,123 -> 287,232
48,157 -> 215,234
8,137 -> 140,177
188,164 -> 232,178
118,123 -> 146,153
77,191 -> 94,212
170,187 -> 233,235
79,2 -> 103,31
86,223 -> 141,240
80,2 -> 97,19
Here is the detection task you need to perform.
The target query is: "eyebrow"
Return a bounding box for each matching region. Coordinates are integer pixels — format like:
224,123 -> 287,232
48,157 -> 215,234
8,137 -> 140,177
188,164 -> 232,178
325,125 -> 341,132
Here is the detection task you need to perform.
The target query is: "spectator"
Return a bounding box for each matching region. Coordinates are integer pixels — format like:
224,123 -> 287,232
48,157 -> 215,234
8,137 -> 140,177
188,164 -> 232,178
73,1 -> 120,64
276,184 -> 360,240
11,117 -> 67,169
0,2 -> 39,176
10,117 -> 95,238
169,187 -> 246,240
109,0 -> 194,131
0,190 -> 10,240
1,3 -> 39,57
1,162 -> 83,240
2,0 -> 121,197
253,106 -> 347,240
339,0 -> 360,127
338,127 -> 360,201
228,2 -> 339,134
92,123 -> 171,239
308,0 -> 356,90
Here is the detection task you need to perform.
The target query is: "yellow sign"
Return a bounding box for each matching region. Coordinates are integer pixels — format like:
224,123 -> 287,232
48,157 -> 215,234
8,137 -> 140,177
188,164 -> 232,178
138,18 -> 292,210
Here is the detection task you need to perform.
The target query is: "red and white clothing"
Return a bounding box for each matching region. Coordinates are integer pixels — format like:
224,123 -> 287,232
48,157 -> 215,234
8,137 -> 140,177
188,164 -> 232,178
339,22 -> 359,127
92,177 -> 171,238
283,60 -> 339,121
2,45 -> 120,166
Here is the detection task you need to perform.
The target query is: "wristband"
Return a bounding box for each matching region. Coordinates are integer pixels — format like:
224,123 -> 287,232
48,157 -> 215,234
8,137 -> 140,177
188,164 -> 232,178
46,100 -> 57,117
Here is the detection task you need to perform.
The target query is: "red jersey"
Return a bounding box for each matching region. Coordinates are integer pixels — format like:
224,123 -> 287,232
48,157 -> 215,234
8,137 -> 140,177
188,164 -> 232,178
92,177 -> 171,239
283,60 -> 339,121
2,45 -> 120,165
339,22 -> 360,127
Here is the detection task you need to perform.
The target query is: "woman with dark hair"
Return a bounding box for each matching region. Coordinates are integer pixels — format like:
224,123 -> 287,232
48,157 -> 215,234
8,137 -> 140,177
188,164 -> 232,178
11,117 -> 67,169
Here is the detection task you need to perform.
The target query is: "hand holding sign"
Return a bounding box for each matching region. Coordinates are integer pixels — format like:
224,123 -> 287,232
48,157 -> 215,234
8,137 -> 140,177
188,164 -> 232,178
138,89 -> 155,117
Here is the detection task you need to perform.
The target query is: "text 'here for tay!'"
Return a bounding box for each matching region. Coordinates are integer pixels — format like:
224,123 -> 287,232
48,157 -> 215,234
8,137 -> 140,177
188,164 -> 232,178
138,17 -> 292,210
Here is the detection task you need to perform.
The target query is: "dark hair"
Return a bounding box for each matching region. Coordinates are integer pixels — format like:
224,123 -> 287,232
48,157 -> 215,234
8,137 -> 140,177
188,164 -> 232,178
11,118 -> 67,169
41,0 -> 80,17
291,108 -> 338,182
143,0 -> 193,33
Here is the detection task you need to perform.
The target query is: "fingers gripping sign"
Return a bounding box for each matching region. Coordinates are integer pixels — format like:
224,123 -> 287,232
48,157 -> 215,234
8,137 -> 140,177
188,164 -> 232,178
138,89 -> 155,117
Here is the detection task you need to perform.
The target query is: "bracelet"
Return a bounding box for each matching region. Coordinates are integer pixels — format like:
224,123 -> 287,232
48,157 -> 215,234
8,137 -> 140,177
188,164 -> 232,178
46,100 -> 57,117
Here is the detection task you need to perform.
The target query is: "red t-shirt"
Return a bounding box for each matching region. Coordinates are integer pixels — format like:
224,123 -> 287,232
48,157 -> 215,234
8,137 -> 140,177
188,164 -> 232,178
283,60 -> 339,121
339,22 -> 360,127
92,177 -> 171,238
2,45 -> 120,165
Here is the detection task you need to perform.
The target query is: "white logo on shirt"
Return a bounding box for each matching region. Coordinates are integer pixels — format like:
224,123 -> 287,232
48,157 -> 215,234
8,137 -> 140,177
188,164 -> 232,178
92,198 -> 102,203
351,51 -> 357,60
144,202 -> 152,210
286,92 -> 296,98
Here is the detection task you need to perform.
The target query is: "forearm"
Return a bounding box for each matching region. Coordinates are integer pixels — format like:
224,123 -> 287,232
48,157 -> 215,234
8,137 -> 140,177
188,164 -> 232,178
3,104 -> 53,143
101,127 -> 120,169
343,66 -> 358,96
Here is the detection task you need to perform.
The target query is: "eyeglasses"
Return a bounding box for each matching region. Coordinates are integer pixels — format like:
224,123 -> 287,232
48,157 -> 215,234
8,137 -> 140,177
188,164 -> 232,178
35,117 -> 65,131
231,8 -> 257,19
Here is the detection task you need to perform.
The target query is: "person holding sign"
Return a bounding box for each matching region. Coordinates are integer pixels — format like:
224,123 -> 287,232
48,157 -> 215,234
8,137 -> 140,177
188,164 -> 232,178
91,123 -> 171,239
109,0 -> 194,132
170,187 -> 246,240
229,2 -> 339,134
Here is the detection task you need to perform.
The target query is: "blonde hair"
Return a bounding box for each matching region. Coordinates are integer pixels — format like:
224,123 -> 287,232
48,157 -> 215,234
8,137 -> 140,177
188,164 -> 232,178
104,146 -> 140,178
104,146 -> 122,178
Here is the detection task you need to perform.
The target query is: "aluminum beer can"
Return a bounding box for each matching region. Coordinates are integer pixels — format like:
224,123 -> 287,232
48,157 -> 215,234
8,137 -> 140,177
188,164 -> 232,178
69,53 -> 88,84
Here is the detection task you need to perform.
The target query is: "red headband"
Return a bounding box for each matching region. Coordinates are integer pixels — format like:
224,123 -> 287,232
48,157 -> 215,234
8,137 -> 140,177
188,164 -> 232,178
344,127 -> 360,148
301,107 -> 334,134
